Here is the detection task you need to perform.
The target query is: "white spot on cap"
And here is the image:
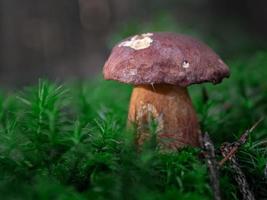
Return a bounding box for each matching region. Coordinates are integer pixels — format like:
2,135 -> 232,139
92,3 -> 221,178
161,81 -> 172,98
118,33 -> 153,50
182,60 -> 190,68
141,33 -> 153,37
128,69 -> 137,76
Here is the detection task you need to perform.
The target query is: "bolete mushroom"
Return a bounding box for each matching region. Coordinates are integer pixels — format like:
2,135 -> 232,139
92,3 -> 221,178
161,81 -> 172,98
103,32 -> 230,150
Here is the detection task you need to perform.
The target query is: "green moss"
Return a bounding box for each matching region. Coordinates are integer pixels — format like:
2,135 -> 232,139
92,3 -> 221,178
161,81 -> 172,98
0,52 -> 267,199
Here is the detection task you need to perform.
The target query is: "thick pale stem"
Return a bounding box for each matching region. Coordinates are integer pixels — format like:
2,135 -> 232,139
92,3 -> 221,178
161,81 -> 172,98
128,84 -> 200,150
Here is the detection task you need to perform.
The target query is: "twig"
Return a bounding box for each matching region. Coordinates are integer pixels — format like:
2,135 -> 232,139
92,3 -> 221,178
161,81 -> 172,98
219,117 -> 263,166
200,132 -> 221,200
220,143 -> 255,200
264,162 -> 267,180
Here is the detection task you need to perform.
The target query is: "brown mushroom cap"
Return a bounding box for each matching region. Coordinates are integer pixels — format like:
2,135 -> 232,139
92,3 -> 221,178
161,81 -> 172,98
103,32 -> 230,86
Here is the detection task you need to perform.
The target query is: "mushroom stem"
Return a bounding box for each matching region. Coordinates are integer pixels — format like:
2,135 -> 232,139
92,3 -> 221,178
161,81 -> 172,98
128,84 -> 200,150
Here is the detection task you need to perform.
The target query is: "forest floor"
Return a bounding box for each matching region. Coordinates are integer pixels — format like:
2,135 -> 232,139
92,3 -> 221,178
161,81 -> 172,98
0,50 -> 267,199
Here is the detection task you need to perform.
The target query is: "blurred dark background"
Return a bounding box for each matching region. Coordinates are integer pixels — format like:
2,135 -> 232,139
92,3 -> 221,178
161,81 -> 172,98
0,0 -> 267,87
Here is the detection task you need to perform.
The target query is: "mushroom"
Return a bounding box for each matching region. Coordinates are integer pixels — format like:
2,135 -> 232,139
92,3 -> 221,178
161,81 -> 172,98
103,32 -> 230,150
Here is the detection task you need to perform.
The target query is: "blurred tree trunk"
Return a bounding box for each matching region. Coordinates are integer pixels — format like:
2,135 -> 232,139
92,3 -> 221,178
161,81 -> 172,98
0,0 -> 24,86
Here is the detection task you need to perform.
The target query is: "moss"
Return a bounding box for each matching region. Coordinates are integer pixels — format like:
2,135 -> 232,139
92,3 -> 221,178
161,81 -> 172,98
0,52 -> 267,199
